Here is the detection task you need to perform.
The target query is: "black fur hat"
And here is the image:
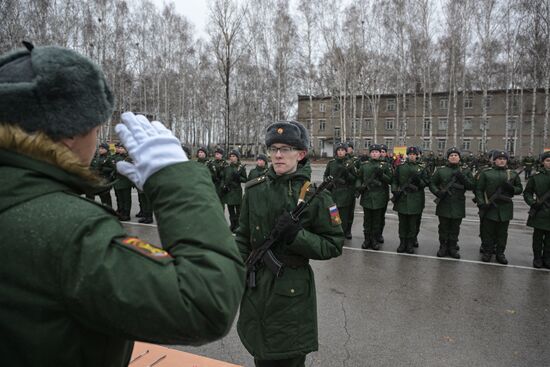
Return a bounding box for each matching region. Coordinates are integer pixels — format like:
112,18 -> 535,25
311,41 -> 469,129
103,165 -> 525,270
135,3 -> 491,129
99,142 -> 109,150
229,149 -> 240,159
256,154 -> 268,163
334,142 -> 348,152
406,146 -> 420,155
446,147 -> 461,158
493,150 -> 509,160
539,151 -> 550,162
380,144 -> 388,152
369,144 -> 382,152
197,146 -> 208,155
0,42 -> 114,140
214,147 -> 224,155
265,121 -> 309,150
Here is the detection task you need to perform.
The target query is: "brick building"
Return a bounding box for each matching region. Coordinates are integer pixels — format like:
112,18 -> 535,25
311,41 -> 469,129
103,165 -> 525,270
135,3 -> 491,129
297,90 -> 549,158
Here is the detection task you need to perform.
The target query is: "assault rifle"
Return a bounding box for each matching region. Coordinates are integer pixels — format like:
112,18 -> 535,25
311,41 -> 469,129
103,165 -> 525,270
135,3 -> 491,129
245,176 -> 334,288
331,159 -> 357,187
478,168 -> 523,220
433,170 -> 465,204
390,164 -> 430,204
355,167 -> 383,198
528,189 -> 550,219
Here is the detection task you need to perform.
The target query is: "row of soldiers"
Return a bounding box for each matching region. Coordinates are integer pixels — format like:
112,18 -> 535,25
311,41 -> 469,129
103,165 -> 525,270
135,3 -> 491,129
87,142 -> 153,223
325,143 -> 550,269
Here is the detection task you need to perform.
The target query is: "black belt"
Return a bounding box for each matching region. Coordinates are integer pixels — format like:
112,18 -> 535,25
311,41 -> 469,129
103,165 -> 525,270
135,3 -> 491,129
277,254 -> 309,268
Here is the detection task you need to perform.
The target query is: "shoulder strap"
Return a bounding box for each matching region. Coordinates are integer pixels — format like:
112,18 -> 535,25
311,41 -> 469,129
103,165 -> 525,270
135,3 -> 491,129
245,175 -> 267,189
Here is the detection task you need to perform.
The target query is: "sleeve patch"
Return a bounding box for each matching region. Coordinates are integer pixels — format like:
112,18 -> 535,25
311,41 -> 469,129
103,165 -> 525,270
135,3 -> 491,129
118,237 -> 172,259
328,204 -> 342,226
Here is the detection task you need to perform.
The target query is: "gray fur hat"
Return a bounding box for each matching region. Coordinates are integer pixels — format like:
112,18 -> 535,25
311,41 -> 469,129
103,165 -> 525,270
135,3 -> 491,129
0,42 -> 114,140
265,121 -> 309,150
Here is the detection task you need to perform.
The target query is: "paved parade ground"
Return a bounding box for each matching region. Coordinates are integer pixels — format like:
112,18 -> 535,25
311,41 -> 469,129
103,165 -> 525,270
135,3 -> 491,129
119,163 -> 549,367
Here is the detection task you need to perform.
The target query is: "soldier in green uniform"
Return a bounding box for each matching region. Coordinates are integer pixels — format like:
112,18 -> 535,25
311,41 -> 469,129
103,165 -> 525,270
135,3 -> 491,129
522,152 -> 536,180
434,152 -> 446,168
196,146 -> 209,164
248,154 -> 269,180
209,147 -> 227,202
346,142 -> 361,239
236,121 -> 344,367
377,144 -> 391,243
523,151 -> 550,268
88,142 -> 115,207
112,143 -> 133,221
0,44 -> 244,366
323,142 -> 358,239
222,149 -> 247,232
475,150 -> 523,264
429,147 -> 475,258
391,146 -> 429,253
356,144 -> 392,250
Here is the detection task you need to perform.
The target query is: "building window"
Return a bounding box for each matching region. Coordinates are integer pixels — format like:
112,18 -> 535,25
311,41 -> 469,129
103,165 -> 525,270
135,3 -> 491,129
364,118 -> 373,131
386,99 -> 396,112
423,118 -> 431,135
333,102 -> 340,111
464,96 -> 473,109
319,103 -> 326,113
334,126 -> 341,139
439,98 -> 448,110
422,138 -> 431,150
423,98 -> 430,111
461,139 -> 471,151
507,116 -> 517,132
385,118 -> 394,130
352,118 -> 360,134
483,95 -> 492,109
318,139 -> 325,151
364,138 -> 373,148
463,117 -> 472,130
437,139 -> 447,151
438,118 -> 448,131
319,119 -> 326,132
505,138 -> 515,153
480,117 -> 490,131
384,138 -> 394,149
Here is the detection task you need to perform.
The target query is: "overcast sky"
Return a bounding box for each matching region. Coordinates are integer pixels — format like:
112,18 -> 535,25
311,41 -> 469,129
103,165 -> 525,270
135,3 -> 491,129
150,0 -> 210,39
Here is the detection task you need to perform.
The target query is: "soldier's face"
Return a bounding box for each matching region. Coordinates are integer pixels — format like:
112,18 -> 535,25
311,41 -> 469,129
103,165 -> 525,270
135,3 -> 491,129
448,153 -> 460,164
408,153 -> 417,162
59,126 -> 100,166
370,150 -> 381,159
198,151 -> 206,159
215,152 -> 223,160
347,147 -> 353,154
229,154 -> 238,163
380,151 -> 387,157
543,157 -> 550,169
336,148 -> 346,158
257,159 -> 266,168
269,144 -> 306,176
495,157 -> 507,167
98,147 -> 108,155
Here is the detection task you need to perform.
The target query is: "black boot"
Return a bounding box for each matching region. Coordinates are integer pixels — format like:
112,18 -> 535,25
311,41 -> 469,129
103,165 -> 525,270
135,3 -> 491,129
406,239 -> 415,254
135,211 -> 144,218
495,253 -> 508,265
371,235 -> 380,250
138,217 -> 153,224
396,238 -> 406,253
447,240 -> 460,259
361,233 -> 370,249
345,231 -> 352,240
533,258 -> 543,268
437,240 -> 448,257
413,238 -> 419,248
377,234 -> 384,243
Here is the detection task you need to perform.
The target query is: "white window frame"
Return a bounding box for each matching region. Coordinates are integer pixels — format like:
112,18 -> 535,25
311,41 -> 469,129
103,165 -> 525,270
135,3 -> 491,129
319,119 -> 326,132
437,139 -> 447,151
334,126 -> 341,139
438,117 -> 448,131
480,117 -> 490,131
422,138 -> 431,150
386,99 -> 396,112
364,118 -> 373,131
384,138 -> 394,149
439,98 -> 448,110
319,103 -> 326,113
385,118 -> 394,130
461,139 -> 472,151
463,117 -> 473,130
464,96 -> 473,109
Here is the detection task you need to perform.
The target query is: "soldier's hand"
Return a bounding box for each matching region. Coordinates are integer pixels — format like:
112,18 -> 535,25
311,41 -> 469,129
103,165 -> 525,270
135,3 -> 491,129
477,203 -> 491,210
435,190 -> 445,198
274,212 -> 302,245
454,171 -> 466,184
115,112 -> 188,190
531,202 -> 543,210
501,182 -> 515,196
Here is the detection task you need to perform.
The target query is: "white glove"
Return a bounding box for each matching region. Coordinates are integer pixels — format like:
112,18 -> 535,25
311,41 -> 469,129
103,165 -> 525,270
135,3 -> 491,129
115,112 -> 188,190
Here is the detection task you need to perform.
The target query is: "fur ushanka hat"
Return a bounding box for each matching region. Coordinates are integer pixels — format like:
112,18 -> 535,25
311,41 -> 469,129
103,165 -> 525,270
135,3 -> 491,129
0,42 -> 114,140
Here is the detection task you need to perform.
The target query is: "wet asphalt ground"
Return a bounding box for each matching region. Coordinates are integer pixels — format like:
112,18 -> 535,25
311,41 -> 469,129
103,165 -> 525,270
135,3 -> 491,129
112,163 -> 549,367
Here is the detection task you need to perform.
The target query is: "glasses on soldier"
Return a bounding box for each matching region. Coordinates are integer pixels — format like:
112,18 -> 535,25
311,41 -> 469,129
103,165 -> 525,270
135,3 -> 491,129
268,146 -> 297,155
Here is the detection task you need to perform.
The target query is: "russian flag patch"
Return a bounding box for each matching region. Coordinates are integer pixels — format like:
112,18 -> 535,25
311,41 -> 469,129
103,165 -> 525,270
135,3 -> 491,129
329,204 -> 342,225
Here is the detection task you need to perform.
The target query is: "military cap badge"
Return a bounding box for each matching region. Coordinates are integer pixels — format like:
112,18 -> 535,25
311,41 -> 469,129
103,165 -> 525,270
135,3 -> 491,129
277,127 -> 284,134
